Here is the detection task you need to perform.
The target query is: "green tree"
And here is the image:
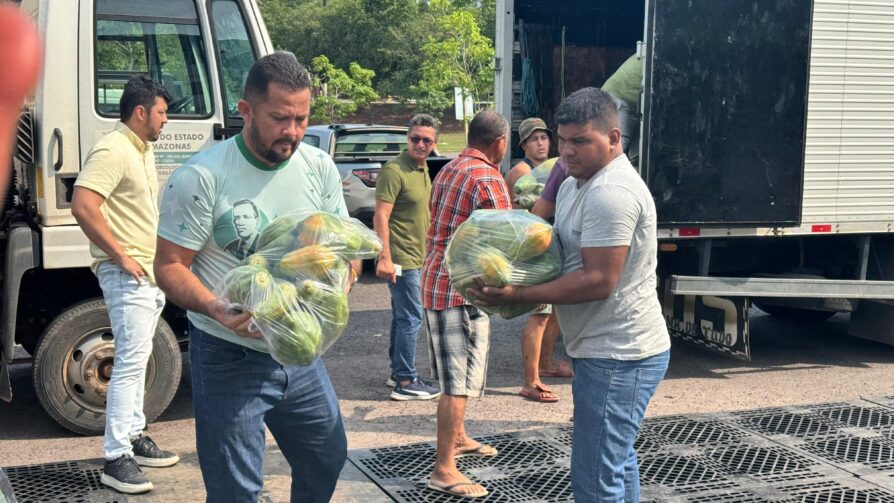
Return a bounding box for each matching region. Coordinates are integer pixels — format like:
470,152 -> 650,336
414,0 -> 494,131
309,55 -> 379,123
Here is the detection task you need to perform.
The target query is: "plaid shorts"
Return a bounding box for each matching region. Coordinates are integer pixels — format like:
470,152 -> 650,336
425,305 -> 490,397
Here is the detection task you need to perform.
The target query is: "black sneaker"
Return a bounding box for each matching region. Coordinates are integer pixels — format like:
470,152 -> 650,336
101,455 -> 153,494
132,435 -> 180,468
391,377 -> 441,401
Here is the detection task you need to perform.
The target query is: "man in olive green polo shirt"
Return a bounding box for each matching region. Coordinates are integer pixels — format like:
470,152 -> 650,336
374,114 -> 441,401
72,76 -> 179,495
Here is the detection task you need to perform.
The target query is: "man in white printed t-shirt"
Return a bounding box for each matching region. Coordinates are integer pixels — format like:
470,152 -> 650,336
471,86 -> 670,502
154,53 -> 354,503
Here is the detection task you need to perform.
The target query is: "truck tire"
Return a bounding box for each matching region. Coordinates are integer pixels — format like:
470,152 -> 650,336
32,299 -> 182,436
753,302 -> 837,322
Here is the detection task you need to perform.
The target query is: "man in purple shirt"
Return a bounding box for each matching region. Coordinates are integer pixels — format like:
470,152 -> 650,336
531,157 -> 570,221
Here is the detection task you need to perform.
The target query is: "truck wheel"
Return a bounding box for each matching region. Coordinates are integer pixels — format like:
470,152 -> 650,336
32,299 -> 182,436
754,302 -> 837,322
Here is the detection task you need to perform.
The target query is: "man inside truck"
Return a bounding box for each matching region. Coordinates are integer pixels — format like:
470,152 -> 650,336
72,76 -> 180,495
155,53 -> 351,502
471,88 -> 670,502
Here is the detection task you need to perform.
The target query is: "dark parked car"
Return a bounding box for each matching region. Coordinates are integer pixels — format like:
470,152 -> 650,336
302,124 -> 452,226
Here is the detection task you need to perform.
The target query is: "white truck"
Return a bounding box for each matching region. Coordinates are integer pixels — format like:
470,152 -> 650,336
2,0 -> 272,434
495,0 -> 894,359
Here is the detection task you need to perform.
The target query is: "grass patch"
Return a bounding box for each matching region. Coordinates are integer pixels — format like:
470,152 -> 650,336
436,131 -> 466,155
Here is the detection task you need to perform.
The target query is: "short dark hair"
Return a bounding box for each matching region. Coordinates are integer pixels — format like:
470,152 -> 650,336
407,114 -> 440,135
244,52 -> 312,102
467,110 -> 508,147
555,87 -> 619,134
120,76 -> 172,122
232,199 -> 259,218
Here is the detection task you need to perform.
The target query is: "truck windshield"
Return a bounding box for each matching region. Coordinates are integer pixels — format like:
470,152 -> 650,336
211,0 -> 258,121
94,0 -> 213,118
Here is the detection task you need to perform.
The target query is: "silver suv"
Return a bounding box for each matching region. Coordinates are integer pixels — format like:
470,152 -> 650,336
302,124 -> 450,227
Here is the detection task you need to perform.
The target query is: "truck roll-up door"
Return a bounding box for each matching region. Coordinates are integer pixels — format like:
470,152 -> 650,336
641,0 -> 814,227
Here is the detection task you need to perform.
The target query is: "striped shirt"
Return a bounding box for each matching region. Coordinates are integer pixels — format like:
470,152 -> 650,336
422,147 -> 512,310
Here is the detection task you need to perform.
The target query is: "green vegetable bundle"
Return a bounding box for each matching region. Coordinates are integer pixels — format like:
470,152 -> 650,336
514,157 -> 558,210
216,210 -> 381,365
445,209 -> 562,319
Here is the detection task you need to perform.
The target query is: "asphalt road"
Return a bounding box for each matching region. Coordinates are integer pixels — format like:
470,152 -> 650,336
2,270 -> 894,474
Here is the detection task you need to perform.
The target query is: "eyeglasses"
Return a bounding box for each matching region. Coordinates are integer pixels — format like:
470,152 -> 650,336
409,136 -> 435,146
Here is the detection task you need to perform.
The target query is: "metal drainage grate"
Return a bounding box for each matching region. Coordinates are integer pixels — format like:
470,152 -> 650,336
816,406 -> 894,430
356,434 -> 566,484
683,490 -> 774,502
514,466 -> 573,501
783,479 -> 894,503
644,419 -> 744,447
357,445 -> 491,482
4,461 -> 127,503
705,444 -> 818,483
737,411 -> 835,438
805,436 -> 894,470
392,469 -> 572,503
638,454 -> 737,493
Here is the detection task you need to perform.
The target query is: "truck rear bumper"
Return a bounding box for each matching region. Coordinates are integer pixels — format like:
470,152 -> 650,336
670,275 -> 894,300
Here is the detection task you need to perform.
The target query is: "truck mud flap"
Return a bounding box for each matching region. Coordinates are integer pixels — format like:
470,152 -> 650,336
661,279 -> 751,360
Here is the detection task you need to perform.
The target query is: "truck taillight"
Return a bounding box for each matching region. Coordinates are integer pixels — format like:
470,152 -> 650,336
352,168 -> 379,188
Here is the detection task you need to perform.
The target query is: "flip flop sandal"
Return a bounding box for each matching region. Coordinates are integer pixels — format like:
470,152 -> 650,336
454,443 -> 498,458
427,480 -> 489,499
518,383 -> 560,403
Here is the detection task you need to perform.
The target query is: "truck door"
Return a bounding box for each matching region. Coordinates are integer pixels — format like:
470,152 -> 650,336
78,0 -> 264,194
641,0 -> 814,227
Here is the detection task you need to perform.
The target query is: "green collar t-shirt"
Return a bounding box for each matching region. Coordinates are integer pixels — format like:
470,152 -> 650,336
157,134 -> 348,351
374,150 -> 431,269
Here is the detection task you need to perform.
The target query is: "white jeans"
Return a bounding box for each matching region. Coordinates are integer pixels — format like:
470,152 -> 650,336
96,262 -> 165,460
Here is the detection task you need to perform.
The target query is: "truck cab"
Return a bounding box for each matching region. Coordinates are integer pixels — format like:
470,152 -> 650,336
3,0 -> 271,434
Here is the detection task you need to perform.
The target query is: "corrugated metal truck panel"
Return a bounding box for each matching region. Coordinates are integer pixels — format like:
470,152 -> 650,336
803,0 -> 894,226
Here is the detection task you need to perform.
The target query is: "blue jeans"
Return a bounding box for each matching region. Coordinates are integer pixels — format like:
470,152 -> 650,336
387,268 -> 423,381
189,325 -> 347,503
96,262 -> 165,460
571,349 -> 670,502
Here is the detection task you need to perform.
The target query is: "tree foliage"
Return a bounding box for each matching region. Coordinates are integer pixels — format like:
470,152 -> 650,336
413,0 -> 494,123
259,0 -> 497,107
309,55 -> 379,123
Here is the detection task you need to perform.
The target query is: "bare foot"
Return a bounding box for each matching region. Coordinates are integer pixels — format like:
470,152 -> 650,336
539,360 -> 574,378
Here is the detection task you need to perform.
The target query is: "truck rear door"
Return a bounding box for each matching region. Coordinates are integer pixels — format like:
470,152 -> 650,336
641,0 -> 814,227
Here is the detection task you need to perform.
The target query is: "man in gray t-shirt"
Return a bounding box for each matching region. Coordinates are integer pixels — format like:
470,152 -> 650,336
472,87 -> 670,502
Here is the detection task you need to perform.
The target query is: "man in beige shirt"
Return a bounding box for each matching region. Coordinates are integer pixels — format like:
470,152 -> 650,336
72,76 -> 179,495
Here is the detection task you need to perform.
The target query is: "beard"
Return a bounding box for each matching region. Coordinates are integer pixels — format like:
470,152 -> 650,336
249,126 -> 298,164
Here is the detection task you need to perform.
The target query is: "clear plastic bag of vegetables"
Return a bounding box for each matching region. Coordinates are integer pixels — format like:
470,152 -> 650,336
213,210 -> 381,365
445,209 -> 563,319
514,157 -> 558,210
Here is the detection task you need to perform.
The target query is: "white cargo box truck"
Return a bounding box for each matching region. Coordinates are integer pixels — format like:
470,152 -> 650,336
495,0 -> 894,360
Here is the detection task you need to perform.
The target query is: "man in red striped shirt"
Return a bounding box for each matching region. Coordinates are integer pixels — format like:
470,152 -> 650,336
421,110 -> 512,499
